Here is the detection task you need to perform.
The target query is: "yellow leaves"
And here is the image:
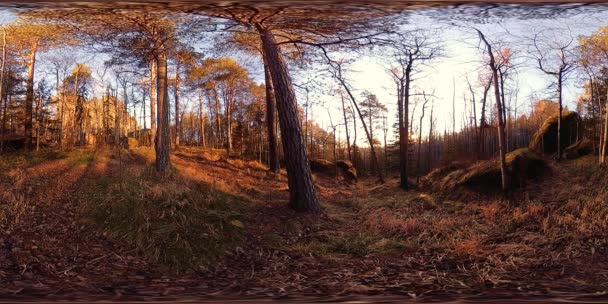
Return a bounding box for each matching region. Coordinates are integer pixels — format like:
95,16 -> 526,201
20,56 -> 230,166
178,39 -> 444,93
71,63 -> 92,78
229,31 -> 262,55
579,26 -> 608,66
5,21 -> 71,52
187,57 -> 249,87
497,47 -> 512,66
229,219 -> 244,228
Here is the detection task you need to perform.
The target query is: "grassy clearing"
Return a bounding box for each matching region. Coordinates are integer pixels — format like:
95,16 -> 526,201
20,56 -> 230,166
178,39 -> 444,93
0,150 -> 67,170
82,162 -> 248,272
0,149 -> 95,171
0,149 -> 95,225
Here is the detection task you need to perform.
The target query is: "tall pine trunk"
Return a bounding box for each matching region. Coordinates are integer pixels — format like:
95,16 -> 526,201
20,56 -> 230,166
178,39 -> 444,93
263,60 -> 280,173
258,25 -> 320,213
600,88 -> 608,165
0,29 -> 6,153
198,87 -> 206,147
174,62 -> 181,148
24,42 -> 38,150
155,49 -> 170,172
150,59 -> 157,147
225,90 -> 232,156
427,104 -> 434,172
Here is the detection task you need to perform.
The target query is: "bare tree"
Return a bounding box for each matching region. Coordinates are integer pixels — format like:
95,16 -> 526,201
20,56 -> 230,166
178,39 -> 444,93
532,28 -> 576,160
476,28 -> 508,193
416,92 -> 432,184
339,90 -> 352,162
478,71 -> 493,158
387,29 -> 440,190
328,60 -> 384,183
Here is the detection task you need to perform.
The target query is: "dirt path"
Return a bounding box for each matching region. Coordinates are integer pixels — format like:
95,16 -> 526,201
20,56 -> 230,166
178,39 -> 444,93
0,150 -> 173,300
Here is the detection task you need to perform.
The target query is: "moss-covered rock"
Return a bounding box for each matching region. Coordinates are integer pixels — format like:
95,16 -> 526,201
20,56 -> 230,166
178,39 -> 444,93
309,159 -> 358,183
422,148 -> 550,193
337,160 -> 358,183
309,159 -> 334,174
529,111 -> 581,156
563,138 -> 593,159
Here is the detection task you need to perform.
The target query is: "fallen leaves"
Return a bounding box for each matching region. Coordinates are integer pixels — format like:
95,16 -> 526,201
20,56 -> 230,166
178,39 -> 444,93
1,148 -> 608,302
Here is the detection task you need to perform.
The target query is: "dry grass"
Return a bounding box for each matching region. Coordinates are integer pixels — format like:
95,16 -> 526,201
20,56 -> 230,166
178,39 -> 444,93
80,149 -> 248,272
290,154 -> 608,291
0,149 -> 94,225
3,146 -> 607,295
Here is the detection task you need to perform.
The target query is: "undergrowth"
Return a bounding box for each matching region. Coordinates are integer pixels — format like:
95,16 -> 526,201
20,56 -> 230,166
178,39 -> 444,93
0,150 -> 67,170
82,165 -> 247,272
0,149 -> 94,225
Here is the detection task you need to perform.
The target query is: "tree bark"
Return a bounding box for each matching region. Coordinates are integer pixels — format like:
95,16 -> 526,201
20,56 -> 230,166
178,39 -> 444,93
402,68 -> 412,189
213,85 -> 222,147
499,71 -> 508,152
263,59 -> 280,173
198,87 -> 206,147
600,87 -> 608,164
479,75 -> 492,158
340,94 -> 352,162
35,94 -> 41,151
0,28 -> 6,153
150,59 -> 157,147
24,42 -> 38,150
427,104 -> 434,172
155,49 -> 171,173
74,67 -> 83,145
417,97 -> 429,184
397,79 -> 408,189
258,25 -> 320,213
224,88 -> 233,156
557,75 -> 563,160
478,30 -> 508,193
114,90 -> 120,148
174,60 -> 181,148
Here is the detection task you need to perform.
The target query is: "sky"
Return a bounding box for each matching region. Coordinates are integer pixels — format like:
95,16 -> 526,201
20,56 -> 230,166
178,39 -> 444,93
317,10 -> 608,142
2,5 -> 608,144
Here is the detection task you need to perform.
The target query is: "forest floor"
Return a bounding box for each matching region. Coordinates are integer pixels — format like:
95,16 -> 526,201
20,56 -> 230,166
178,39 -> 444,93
1,146 -> 608,302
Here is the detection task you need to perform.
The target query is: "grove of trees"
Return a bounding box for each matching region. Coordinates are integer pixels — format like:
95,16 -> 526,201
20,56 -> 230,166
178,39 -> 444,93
1,5 -> 608,212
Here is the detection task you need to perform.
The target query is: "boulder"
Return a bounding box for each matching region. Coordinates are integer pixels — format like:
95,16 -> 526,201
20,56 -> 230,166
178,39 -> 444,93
529,111 -> 581,156
309,159 -> 334,174
309,159 -> 358,183
563,138 -> 593,159
337,160 -> 358,183
422,148 -> 549,193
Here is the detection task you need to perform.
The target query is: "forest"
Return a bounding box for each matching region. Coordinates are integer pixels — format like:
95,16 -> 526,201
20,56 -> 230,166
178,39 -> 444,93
1,1 -> 608,302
